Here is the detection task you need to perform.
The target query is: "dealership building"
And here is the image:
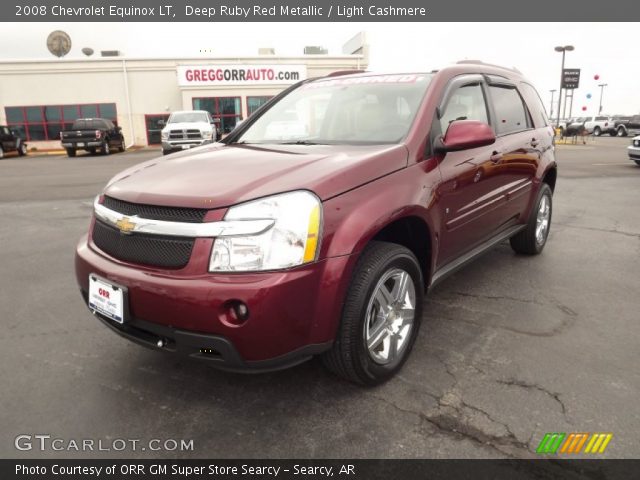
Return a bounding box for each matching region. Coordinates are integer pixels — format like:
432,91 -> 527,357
0,33 -> 368,149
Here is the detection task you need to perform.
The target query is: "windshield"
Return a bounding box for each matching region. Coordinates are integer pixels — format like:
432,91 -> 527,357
235,74 -> 433,145
168,112 -> 209,123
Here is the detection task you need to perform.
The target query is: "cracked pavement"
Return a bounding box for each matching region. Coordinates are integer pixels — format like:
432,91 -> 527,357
1,138 -> 639,459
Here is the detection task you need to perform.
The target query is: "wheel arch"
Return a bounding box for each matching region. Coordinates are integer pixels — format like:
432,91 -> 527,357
542,165 -> 557,192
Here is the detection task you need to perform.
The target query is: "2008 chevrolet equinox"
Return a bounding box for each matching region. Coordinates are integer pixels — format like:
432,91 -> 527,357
76,62 -> 557,385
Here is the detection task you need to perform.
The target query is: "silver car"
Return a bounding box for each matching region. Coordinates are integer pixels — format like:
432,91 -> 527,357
628,136 -> 640,166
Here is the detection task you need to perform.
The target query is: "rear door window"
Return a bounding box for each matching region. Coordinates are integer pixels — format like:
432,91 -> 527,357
489,86 -> 531,135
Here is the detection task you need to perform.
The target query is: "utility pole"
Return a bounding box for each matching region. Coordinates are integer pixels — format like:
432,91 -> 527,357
555,45 -> 575,128
598,83 -> 608,114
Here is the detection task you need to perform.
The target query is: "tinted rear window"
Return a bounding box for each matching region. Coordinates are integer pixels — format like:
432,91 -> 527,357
71,119 -> 107,130
489,86 -> 531,134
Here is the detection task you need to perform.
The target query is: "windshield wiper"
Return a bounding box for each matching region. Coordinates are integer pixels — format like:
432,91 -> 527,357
280,140 -> 324,145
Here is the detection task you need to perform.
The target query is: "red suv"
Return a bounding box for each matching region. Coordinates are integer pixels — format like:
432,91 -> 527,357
76,63 -> 556,385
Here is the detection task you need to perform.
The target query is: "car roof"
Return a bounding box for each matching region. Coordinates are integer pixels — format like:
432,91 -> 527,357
317,61 -> 526,84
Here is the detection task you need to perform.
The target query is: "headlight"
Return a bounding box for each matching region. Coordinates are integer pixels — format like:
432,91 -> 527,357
202,130 -> 213,140
209,191 -> 322,272
161,130 -> 169,140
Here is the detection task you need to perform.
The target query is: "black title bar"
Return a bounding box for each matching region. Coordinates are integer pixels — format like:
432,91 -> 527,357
3,459 -> 640,480
5,0 -> 640,21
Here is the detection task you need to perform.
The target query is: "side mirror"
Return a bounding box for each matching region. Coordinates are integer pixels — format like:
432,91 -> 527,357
435,120 -> 496,153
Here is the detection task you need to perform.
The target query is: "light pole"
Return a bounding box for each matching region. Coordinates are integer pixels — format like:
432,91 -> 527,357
555,45 -> 575,129
598,83 -> 608,114
549,89 -> 557,120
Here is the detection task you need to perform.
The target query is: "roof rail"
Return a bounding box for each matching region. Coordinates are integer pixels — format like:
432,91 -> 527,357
456,60 -> 522,74
326,69 -> 366,77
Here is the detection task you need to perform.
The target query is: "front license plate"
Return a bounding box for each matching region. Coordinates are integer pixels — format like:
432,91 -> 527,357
77,142 -> 85,147
88,275 -> 125,323
181,145 -> 190,149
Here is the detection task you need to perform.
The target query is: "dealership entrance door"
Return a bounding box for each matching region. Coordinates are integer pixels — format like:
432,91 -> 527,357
192,97 -> 241,134
145,114 -> 170,145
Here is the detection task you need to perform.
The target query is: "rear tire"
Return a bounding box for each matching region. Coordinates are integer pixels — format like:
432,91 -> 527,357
66,148 -> 76,157
510,183 -> 553,255
0,146 -> 4,159
322,241 -> 423,385
162,149 -> 172,156
18,141 -> 27,156
88,148 -> 96,155
617,127 -> 627,137
593,127 -> 601,136
634,161 -> 640,167
119,142 -> 125,153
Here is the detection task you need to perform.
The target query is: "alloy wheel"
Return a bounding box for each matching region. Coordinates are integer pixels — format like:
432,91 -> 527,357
364,268 -> 416,366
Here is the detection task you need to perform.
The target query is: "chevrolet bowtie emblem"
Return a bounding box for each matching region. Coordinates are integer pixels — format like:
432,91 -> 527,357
115,217 -> 136,234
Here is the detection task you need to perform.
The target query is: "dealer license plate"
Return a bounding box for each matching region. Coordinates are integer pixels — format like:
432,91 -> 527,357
77,142 -> 85,147
88,275 -> 125,323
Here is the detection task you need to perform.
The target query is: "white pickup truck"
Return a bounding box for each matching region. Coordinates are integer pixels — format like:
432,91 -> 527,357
583,115 -> 615,136
160,110 -> 221,155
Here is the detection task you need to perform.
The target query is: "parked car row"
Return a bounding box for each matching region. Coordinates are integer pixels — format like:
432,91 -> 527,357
553,114 -> 640,137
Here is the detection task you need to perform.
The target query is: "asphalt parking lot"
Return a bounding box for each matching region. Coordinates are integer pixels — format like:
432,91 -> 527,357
1,137 -> 639,459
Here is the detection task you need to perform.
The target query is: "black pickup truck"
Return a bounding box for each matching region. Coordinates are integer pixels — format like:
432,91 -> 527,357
612,115 -> 640,137
60,118 -> 125,157
0,125 -> 28,158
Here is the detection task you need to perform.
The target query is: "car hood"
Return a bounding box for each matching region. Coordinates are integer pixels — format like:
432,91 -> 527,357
104,143 -> 408,209
162,122 -> 212,131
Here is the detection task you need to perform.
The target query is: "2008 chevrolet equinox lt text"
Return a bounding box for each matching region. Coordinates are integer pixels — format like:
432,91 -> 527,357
76,63 -> 557,385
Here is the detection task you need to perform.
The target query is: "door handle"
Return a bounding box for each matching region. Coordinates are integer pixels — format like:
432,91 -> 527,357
530,138 -> 539,147
490,151 -> 503,163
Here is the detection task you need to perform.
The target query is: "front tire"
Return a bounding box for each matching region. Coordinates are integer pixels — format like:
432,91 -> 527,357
634,160 -> 640,167
18,141 -> 27,156
617,127 -> 627,137
322,241 -> 423,385
510,183 -> 553,255
101,140 -> 110,155
0,146 -> 4,159
66,148 -> 76,157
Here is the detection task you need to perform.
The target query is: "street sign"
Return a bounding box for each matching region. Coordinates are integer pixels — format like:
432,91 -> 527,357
562,68 -> 581,89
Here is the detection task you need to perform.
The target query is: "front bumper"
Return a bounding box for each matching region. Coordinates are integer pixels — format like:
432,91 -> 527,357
75,234 -> 355,369
162,139 -> 212,151
628,145 -> 640,161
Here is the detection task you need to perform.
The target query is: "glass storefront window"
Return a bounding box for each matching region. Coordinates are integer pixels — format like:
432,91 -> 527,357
44,106 -> 62,121
192,97 -> 242,134
81,105 -> 99,118
25,107 -> 43,122
4,103 -> 117,141
247,96 -> 272,116
26,124 -> 46,141
6,107 -> 23,123
63,106 -> 79,121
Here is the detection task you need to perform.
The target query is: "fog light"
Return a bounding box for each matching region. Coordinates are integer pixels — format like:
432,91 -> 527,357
235,303 -> 249,320
218,300 -> 250,327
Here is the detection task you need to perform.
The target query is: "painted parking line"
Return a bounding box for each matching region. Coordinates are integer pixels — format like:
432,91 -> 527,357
591,163 -> 634,166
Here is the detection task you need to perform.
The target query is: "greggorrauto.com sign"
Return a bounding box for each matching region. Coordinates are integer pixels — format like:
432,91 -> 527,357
177,64 -> 307,86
